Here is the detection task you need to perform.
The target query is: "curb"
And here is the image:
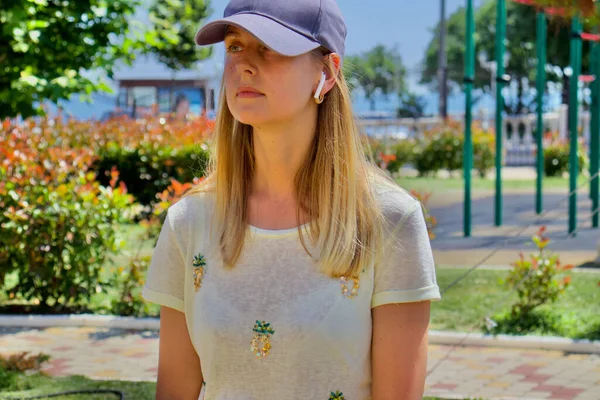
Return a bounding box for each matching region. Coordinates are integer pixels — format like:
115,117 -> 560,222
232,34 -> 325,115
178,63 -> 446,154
428,330 -> 600,355
1,314 -> 599,355
436,263 -> 600,273
0,314 -> 160,330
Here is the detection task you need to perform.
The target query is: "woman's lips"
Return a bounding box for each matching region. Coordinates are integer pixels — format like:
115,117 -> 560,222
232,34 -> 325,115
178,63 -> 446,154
237,87 -> 264,98
237,91 -> 264,98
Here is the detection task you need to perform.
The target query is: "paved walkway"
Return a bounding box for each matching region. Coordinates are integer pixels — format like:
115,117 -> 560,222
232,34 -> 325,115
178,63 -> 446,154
1,326 -> 599,399
425,188 -> 599,267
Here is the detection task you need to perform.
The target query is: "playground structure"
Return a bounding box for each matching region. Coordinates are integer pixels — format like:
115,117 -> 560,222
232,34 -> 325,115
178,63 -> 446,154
462,0 -> 600,237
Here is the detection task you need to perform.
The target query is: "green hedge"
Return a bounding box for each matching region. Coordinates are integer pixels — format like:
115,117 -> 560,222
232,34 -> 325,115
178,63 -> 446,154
386,132 -> 495,178
544,144 -> 588,177
0,172 -> 137,310
93,144 -> 210,206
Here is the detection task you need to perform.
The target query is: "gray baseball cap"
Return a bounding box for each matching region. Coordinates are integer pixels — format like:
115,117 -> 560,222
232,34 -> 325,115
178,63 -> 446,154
194,0 -> 347,58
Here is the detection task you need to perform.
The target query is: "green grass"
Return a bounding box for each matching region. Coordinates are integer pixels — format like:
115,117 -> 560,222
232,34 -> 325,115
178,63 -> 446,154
432,268 -> 600,340
396,175 -> 588,191
0,367 -> 473,400
0,368 -> 155,399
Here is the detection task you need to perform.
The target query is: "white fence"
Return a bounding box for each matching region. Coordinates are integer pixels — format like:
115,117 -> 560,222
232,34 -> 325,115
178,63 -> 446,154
357,105 -> 593,166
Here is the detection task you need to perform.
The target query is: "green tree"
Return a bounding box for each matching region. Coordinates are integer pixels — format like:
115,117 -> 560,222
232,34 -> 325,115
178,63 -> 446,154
148,0 -> 213,71
345,45 -> 407,111
397,93 -> 427,119
0,0 -> 212,119
421,1 -> 596,115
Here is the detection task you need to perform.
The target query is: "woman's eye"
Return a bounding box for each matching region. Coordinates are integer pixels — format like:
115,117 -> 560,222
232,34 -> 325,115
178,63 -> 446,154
226,44 -> 242,53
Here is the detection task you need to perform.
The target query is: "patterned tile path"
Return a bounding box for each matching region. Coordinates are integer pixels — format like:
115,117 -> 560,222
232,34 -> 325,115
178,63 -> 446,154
1,326 -> 599,399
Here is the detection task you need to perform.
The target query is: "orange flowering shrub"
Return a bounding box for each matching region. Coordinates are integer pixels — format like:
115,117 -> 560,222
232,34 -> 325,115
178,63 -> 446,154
1,115 -> 214,207
0,118 -> 142,309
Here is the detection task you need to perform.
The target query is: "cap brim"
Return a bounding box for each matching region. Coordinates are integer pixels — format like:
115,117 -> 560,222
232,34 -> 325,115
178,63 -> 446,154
194,14 -> 321,57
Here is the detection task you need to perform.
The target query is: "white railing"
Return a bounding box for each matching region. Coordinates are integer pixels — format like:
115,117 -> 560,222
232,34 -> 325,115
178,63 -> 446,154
358,105 -> 592,166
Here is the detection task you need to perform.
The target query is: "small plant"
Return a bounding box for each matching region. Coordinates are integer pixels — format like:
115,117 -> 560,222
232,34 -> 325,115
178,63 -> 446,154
0,352 -> 50,373
504,226 -> 574,317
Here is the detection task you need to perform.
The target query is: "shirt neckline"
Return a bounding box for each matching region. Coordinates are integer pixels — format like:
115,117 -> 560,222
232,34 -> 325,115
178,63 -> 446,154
248,222 -> 311,237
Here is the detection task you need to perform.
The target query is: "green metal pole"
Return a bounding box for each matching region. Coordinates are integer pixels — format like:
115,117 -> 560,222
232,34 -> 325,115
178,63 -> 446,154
568,16 -> 581,235
591,31 -> 599,228
535,12 -> 547,215
494,0 -> 506,226
464,0 -> 475,237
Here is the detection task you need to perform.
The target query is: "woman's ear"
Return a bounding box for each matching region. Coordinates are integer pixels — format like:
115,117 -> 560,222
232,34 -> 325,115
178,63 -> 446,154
321,53 -> 341,96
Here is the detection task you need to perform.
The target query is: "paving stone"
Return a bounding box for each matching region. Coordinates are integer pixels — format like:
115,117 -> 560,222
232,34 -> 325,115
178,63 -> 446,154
2,325 -> 599,396
522,391 -> 553,399
573,388 -> 600,400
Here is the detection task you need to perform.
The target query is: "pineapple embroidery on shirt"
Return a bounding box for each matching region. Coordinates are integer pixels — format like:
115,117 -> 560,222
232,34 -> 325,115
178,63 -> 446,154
192,253 -> 207,292
329,391 -> 345,400
339,276 -> 359,299
250,320 -> 275,359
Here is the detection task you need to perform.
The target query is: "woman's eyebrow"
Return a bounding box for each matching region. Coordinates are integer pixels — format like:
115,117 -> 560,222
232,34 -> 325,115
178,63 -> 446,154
224,29 -> 241,40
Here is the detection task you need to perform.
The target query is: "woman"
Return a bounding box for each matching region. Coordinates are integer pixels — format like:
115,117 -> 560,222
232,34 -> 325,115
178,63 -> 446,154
142,0 -> 441,399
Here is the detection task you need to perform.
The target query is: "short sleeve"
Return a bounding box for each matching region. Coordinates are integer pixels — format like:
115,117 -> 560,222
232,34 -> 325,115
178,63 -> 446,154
142,210 -> 186,312
371,201 -> 441,308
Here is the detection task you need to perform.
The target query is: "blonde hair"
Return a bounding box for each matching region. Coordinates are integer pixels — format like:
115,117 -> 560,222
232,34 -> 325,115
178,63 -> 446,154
184,49 -> 393,278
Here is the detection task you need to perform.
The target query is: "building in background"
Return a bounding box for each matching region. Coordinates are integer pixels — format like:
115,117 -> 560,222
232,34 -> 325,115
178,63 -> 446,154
111,54 -> 220,120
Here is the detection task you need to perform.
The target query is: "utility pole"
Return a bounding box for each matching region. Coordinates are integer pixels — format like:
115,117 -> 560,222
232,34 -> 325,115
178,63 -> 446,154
438,0 -> 448,120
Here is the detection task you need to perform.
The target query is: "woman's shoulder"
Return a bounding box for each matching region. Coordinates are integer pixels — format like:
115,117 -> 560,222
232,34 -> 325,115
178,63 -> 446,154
166,188 -> 216,227
369,173 -> 422,227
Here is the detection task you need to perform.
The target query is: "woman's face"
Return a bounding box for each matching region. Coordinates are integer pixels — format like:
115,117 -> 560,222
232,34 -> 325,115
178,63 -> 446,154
223,26 -> 322,127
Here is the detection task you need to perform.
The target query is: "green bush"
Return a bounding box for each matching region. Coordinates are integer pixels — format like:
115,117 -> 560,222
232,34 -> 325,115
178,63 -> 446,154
414,132 -> 462,176
386,139 -> 418,173
93,143 -> 210,207
414,129 -> 495,178
0,171 -> 138,310
473,134 -> 495,178
544,144 -> 588,177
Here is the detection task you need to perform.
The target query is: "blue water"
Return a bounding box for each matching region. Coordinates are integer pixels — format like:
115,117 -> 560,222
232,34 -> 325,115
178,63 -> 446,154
350,88 -> 568,118
51,86 -> 570,121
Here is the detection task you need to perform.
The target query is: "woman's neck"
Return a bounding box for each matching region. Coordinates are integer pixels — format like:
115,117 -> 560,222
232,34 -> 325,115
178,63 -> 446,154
250,111 -> 317,201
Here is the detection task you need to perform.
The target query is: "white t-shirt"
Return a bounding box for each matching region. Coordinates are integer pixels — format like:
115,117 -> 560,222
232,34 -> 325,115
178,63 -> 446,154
142,176 -> 441,400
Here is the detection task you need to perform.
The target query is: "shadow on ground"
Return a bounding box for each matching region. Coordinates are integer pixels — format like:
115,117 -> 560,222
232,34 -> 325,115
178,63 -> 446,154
430,192 -> 598,253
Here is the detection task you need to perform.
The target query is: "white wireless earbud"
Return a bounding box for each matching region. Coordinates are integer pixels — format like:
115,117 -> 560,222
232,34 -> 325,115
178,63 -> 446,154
314,72 -> 327,101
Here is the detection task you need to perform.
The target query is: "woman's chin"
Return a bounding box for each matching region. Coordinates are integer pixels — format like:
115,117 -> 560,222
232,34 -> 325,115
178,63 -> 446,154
232,110 -> 271,127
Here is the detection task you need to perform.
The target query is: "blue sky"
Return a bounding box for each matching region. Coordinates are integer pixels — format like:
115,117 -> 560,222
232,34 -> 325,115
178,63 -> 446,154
205,0 -> 466,69
65,1 -> 480,119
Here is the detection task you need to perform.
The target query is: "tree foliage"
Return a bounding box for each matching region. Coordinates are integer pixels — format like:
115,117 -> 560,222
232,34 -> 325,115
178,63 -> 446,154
345,45 -> 407,111
0,0 -> 212,119
420,0 -> 597,114
148,0 -> 213,70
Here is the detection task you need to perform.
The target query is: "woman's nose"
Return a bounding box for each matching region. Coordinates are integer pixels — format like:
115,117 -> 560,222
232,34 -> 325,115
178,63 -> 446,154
234,53 -> 258,76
